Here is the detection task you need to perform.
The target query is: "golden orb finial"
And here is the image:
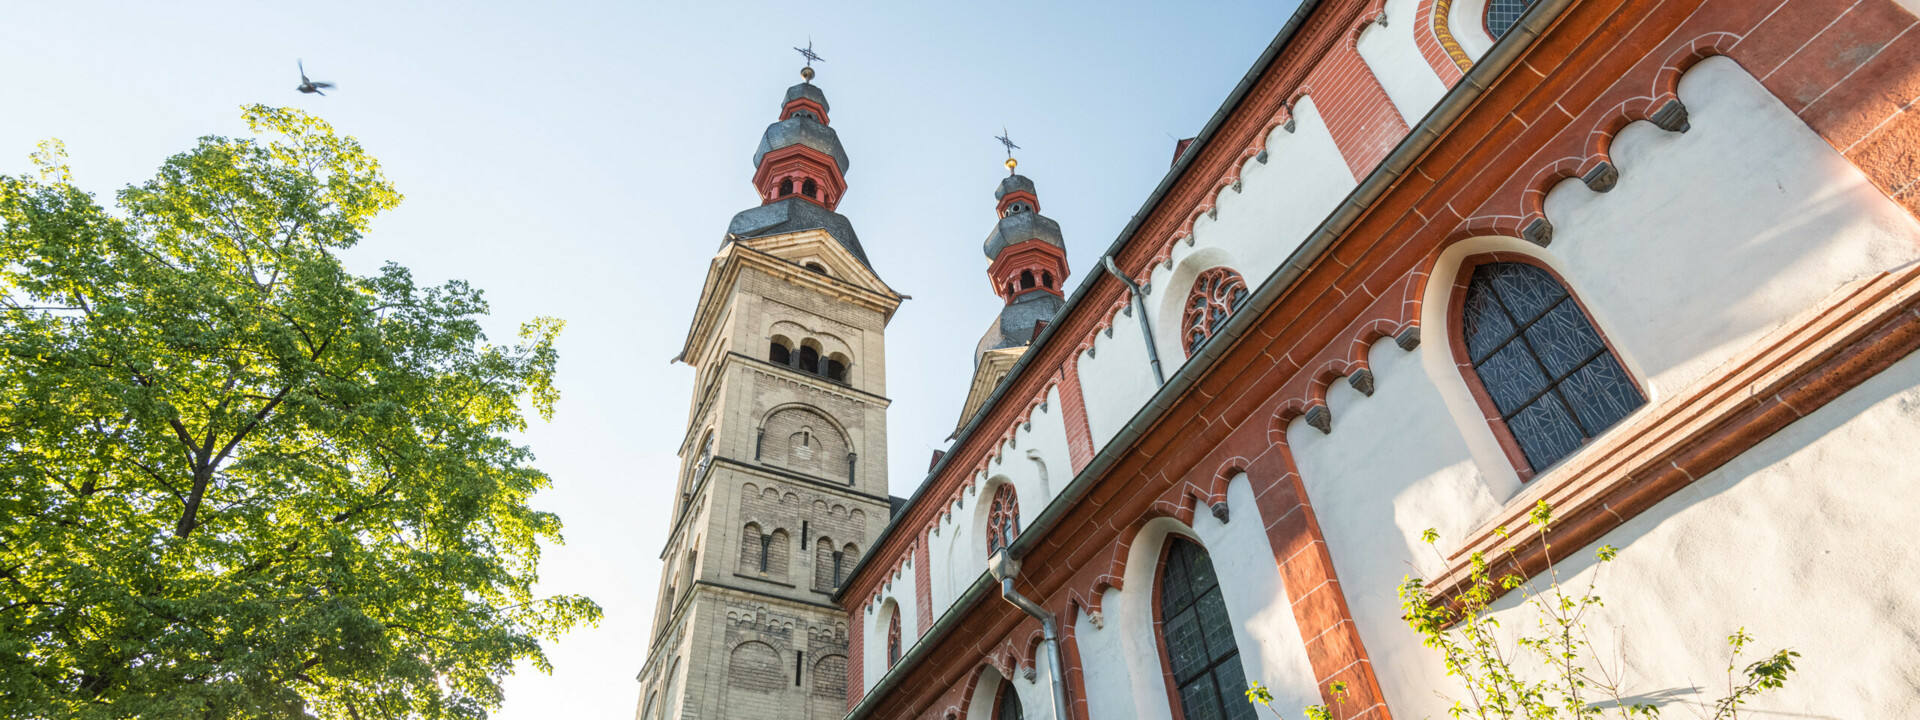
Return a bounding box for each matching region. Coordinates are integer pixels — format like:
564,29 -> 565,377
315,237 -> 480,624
800,66 -> 815,82
1005,157 -> 1018,174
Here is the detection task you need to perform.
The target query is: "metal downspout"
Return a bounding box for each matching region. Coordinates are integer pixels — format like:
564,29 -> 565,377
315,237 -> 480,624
1102,255 -> 1165,387
990,552 -> 1071,720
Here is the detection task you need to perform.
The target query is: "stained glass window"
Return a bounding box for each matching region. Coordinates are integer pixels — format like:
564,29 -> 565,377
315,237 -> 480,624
1182,267 -> 1251,356
1159,538 -> 1256,720
997,683 -> 1024,720
987,484 -> 1020,555
1486,0 -> 1537,40
886,611 -> 902,668
1461,262 -> 1643,474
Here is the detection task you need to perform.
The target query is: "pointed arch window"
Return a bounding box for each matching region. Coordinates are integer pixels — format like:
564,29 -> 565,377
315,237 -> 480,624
1158,537 -> 1255,720
986,484 -> 1020,555
886,611 -> 902,668
1182,267 -> 1250,356
1457,261 -> 1644,475
1486,0 -> 1538,40
1020,270 -> 1036,290
995,681 -> 1025,720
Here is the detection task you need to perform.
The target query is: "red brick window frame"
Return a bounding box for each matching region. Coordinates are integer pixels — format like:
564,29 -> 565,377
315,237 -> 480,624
1152,535 -> 1255,720
1447,253 -> 1645,480
886,609 -> 902,668
1182,267 -> 1251,357
986,483 -> 1020,555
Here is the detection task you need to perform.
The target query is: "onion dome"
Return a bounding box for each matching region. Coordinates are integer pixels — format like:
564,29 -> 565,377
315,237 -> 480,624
975,162 -> 1071,365
723,75 -> 870,268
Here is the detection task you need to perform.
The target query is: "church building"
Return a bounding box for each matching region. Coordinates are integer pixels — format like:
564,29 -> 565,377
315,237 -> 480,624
637,0 -> 1920,717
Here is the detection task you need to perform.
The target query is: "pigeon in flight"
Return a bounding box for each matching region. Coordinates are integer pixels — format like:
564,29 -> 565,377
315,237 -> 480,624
296,60 -> 335,96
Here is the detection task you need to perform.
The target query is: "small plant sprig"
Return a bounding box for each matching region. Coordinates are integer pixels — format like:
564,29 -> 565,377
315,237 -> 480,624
1393,501 -> 1797,719
1246,679 -> 1343,720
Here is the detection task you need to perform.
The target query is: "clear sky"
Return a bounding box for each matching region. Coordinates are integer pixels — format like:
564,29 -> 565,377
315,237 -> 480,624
0,1 -> 1292,716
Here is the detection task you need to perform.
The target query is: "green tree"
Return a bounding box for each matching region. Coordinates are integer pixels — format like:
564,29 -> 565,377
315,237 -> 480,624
0,106 -> 599,719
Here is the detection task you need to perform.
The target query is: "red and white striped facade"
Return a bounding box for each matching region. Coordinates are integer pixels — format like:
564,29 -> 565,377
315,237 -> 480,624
835,0 -> 1920,718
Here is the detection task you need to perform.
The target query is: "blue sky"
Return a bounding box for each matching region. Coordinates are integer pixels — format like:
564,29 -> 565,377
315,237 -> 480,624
0,1 -> 1291,716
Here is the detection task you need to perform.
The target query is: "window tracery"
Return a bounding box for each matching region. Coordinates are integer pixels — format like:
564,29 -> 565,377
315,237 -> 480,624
1459,261 -> 1643,474
986,484 -> 1020,555
1181,267 -> 1250,356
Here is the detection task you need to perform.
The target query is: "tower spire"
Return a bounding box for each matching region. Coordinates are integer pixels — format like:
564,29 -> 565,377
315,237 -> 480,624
974,144 -> 1070,364
723,59 -> 873,268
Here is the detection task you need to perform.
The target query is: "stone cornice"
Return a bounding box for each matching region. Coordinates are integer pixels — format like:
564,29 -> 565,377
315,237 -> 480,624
676,229 -> 901,366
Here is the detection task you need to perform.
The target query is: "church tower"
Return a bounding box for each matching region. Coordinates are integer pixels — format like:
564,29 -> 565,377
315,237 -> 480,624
954,156 -> 1070,433
636,62 -> 900,720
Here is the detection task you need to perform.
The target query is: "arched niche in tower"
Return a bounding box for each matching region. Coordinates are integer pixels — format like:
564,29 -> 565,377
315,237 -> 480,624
758,405 -> 852,480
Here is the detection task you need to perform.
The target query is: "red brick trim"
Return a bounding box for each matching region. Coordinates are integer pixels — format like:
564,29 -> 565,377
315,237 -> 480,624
1442,251 -> 1646,482
1058,362 -> 1097,472
1416,0 -> 1473,83
1431,261 -> 1920,606
916,529 -> 934,637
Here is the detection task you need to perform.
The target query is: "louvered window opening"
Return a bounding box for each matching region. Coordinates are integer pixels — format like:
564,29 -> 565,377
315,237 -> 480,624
1461,262 -> 1644,473
986,484 -> 1020,555
1182,268 -> 1250,356
1160,538 -> 1256,720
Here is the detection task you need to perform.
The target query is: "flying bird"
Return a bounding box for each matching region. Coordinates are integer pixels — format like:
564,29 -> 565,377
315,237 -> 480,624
296,60 -> 334,96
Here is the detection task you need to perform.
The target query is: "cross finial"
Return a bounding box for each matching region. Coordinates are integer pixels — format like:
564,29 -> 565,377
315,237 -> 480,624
795,39 -> 824,82
995,128 -> 1021,174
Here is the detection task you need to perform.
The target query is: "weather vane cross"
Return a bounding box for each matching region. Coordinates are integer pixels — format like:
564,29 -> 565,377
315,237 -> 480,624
795,39 -> 824,67
995,128 -> 1020,157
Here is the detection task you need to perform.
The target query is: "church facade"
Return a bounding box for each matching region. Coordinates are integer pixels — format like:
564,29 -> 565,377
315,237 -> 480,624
638,0 -> 1920,718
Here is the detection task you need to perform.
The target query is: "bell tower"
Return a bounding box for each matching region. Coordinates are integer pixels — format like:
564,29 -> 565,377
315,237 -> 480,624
635,59 -> 899,720
954,151 -> 1071,433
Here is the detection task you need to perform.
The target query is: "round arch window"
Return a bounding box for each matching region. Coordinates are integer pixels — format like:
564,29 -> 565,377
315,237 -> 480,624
1181,267 -> 1250,356
986,484 -> 1020,555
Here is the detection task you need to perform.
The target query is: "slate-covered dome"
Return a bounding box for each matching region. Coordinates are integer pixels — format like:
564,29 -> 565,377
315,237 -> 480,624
974,290 -> 1064,365
725,196 -> 870,267
754,117 -> 850,174
983,211 -> 1065,259
784,82 -> 830,114
995,173 -> 1036,201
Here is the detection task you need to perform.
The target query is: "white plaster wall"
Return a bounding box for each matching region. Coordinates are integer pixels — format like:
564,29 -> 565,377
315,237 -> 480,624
1078,306 -> 1159,449
966,664 -> 1050,720
1079,477 -> 1320,719
1075,595 -> 1137,720
1446,0 -> 1495,62
1147,97 -> 1357,374
862,572 -> 920,693
1356,0 -> 1450,124
1533,56 -> 1920,402
1286,337 -> 1493,712
1395,347 -> 1920,718
928,388 -> 1073,622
